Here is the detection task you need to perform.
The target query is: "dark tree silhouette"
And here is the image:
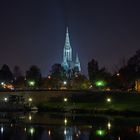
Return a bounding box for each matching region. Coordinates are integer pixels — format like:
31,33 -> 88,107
26,65 -> 42,88
0,64 -> 13,82
49,63 -> 66,89
88,59 -> 99,82
13,65 -> 23,80
13,66 -> 25,89
117,49 -> 140,90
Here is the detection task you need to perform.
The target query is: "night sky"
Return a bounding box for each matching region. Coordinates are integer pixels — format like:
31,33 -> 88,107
0,0 -> 140,76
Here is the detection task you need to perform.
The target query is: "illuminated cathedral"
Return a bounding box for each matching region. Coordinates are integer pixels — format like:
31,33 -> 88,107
61,28 -> 81,73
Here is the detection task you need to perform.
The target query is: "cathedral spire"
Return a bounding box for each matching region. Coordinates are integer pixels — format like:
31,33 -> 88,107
76,53 -> 80,63
75,53 -> 81,72
65,27 -> 71,48
62,27 -> 81,73
63,27 -> 72,62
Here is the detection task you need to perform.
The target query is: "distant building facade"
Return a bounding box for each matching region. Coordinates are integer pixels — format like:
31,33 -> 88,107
61,28 -> 81,74
135,79 -> 140,92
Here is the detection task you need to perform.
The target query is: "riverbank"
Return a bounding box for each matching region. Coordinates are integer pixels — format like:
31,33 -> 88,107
0,90 -> 140,116
36,91 -> 140,116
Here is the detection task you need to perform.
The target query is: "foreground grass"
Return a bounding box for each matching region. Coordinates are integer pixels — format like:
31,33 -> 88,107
36,91 -> 140,115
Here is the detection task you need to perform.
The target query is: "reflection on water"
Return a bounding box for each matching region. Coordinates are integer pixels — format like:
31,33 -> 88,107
0,112 -> 140,140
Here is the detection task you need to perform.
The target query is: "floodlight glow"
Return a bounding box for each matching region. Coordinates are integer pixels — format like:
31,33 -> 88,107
117,73 -> 120,76
4,97 -> 8,102
107,122 -> 111,130
63,81 -> 67,85
28,81 -> 35,86
29,115 -> 32,121
28,98 -> 33,102
64,118 -> 67,125
95,80 -> 105,87
1,82 -> 4,86
48,75 -> 51,79
106,97 -> 111,103
96,129 -> 105,136
64,98 -> 68,102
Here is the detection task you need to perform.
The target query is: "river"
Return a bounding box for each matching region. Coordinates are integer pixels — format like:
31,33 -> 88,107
0,112 -> 140,140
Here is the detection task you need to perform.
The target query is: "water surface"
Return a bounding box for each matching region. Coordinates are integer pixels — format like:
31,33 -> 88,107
0,112 -> 140,140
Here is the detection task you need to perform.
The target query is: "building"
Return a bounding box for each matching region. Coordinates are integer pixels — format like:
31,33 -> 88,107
61,28 -> 81,74
135,79 -> 140,92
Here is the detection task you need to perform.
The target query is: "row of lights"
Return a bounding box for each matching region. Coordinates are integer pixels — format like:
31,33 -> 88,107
2,97 -> 33,103
63,97 -> 112,103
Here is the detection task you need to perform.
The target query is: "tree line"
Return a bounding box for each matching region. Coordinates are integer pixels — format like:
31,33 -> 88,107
0,49 -> 140,90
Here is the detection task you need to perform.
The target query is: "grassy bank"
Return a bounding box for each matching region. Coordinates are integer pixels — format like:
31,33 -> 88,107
37,91 -> 140,115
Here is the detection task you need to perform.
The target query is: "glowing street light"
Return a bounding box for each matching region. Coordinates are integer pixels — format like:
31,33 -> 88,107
28,98 -> 33,102
28,80 -> 35,87
4,97 -> 8,102
107,122 -> 111,130
48,75 -> 51,79
64,118 -> 68,125
106,97 -> 111,103
96,129 -> 106,136
95,80 -> 105,87
117,73 -> 120,76
29,115 -> 32,121
63,81 -> 67,85
1,82 -> 4,86
64,98 -> 68,102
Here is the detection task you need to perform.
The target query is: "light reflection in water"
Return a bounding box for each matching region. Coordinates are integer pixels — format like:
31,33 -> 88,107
64,127 -> 73,140
0,113 -> 139,140
48,130 -> 51,136
107,121 -> 111,130
10,124 -> 13,127
0,126 -> 3,134
136,126 -> 140,133
29,127 -> 35,136
24,127 -> 27,132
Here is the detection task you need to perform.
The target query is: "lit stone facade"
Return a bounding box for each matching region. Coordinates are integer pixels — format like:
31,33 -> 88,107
61,28 -> 81,73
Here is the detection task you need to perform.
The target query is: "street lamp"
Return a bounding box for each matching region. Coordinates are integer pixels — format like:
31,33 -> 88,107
64,97 -> 68,102
95,80 -> 106,88
96,129 -> 106,136
63,81 -> 67,85
28,97 -> 33,107
64,118 -> 67,125
106,97 -> 111,103
4,97 -> 8,102
28,98 -> 33,102
28,80 -> 35,87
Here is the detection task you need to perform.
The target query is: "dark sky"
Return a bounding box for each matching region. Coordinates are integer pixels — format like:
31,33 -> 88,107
0,0 -> 140,76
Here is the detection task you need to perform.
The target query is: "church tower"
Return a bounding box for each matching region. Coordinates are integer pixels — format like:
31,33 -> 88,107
62,27 -> 73,70
62,27 -> 81,73
74,53 -> 81,72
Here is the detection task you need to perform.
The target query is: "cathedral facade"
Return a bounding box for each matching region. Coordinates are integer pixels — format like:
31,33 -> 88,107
61,28 -> 81,73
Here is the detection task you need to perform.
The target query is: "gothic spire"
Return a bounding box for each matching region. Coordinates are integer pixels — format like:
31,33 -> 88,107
75,53 -> 81,72
75,53 -> 80,63
65,27 -> 71,48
